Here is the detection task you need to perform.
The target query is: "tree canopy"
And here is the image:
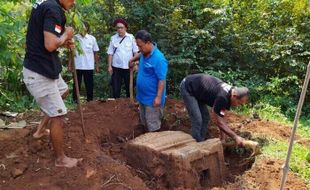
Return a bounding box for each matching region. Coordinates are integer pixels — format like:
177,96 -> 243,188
0,0 -> 309,119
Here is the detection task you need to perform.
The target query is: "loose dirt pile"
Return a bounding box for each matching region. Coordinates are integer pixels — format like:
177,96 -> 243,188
0,99 -> 308,190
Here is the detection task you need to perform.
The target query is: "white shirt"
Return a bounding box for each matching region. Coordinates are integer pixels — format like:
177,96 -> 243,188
107,32 -> 139,69
74,34 -> 99,70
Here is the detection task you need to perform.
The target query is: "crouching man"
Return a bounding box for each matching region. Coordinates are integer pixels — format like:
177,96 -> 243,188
180,74 -> 249,145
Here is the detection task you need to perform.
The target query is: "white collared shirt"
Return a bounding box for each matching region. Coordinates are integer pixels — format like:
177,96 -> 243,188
74,34 -> 99,70
107,32 -> 139,69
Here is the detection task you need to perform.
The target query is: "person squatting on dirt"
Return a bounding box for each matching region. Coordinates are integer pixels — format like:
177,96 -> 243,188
107,18 -> 139,98
129,30 -> 168,132
180,74 -> 249,145
22,0 -> 82,168
70,21 -> 100,102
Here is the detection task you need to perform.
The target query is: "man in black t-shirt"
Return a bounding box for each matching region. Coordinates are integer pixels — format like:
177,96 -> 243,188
180,74 -> 249,145
22,0 -> 81,168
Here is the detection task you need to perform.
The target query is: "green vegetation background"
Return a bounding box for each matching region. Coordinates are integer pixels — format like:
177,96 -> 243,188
0,0 -> 309,185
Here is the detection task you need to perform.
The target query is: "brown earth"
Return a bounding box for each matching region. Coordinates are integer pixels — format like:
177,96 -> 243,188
0,98 -> 308,190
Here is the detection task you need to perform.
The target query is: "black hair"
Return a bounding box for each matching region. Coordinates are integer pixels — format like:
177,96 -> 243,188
135,30 -> 152,43
83,21 -> 90,33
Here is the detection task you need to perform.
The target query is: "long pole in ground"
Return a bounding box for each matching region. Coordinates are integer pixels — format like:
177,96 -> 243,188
70,50 -> 86,138
279,61 -> 310,190
129,68 -> 134,103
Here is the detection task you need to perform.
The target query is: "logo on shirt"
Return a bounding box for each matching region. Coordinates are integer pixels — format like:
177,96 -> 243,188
55,25 -> 62,34
33,0 -> 47,8
220,109 -> 226,116
221,83 -> 232,93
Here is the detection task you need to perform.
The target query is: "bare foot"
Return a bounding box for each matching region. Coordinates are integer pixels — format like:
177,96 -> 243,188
33,129 -> 50,139
55,156 -> 83,168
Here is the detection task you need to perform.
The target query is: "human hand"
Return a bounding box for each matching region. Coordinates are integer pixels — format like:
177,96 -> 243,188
108,66 -> 113,75
153,96 -> 161,107
128,59 -> 135,68
63,39 -> 75,50
64,27 -> 74,40
133,65 -> 138,72
234,135 -> 245,146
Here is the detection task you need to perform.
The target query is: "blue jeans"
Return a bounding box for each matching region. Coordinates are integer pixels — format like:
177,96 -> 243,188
180,79 -> 210,142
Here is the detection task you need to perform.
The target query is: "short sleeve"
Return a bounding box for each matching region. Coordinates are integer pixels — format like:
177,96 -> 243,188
132,36 -> 139,53
213,96 -> 229,117
43,7 -> 63,37
154,56 -> 168,81
107,37 -> 114,55
92,36 -> 99,52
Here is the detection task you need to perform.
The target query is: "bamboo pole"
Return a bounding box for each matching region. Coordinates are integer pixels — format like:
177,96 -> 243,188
70,50 -> 86,138
129,68 -> 134,103
279,61 -> 310,190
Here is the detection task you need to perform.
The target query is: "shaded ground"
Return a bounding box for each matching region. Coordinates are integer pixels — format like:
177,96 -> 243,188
0,99 -> 308,189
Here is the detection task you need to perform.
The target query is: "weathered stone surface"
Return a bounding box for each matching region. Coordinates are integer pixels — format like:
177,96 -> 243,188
125,131 -> 226,189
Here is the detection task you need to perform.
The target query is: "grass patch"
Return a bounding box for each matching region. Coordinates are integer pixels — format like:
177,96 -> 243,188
234,103 -> 310,139
261,139 -> 310,185
234,103 -> 309,185
299,119 -> 310,139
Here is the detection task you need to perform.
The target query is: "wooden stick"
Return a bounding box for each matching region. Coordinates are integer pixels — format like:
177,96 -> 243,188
280,61 -> 310,190
129,68 -> 134,103
70,50 -> 86,138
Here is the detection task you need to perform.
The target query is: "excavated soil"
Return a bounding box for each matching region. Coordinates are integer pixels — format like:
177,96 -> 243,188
0,98 -> 309,190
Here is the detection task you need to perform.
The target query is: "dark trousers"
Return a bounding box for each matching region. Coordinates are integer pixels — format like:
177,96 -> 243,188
111,66 -> 130,98
180,79 -> 210,142
73,69 -> 94,102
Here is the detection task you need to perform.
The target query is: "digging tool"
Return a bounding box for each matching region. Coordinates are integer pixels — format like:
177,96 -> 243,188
222,139 -> 261,156
69,50 -> 86,138
280,61 -> 310,190
129,67 -> 134,103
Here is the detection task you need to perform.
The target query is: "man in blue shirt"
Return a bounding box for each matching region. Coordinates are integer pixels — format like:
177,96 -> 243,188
129,30 -> 168,131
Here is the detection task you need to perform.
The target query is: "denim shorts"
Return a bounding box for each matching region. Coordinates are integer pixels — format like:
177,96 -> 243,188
23,67 -> 68,117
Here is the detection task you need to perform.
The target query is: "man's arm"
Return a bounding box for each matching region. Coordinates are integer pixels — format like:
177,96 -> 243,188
107,55 -> 113,75
44,27 -> 74,52
94,52 -> 100,72
153,80 -> 165,107
129,52 -> 141,68
212,112 -> 244,145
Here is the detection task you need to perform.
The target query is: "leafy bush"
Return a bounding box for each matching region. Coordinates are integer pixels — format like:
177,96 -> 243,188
0,0 -> 309,124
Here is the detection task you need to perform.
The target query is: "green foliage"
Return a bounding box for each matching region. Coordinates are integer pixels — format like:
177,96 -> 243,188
0,1 -> 32,111
0,0 -> 309,184
0,0 -> 309,124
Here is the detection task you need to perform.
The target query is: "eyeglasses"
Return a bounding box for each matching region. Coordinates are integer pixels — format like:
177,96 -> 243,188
116,26 -> 125,30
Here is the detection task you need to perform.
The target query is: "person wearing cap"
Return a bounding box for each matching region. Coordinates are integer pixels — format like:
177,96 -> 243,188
107,18 -> 139,98
70,21 -> 100,102
180,74 -> 249,145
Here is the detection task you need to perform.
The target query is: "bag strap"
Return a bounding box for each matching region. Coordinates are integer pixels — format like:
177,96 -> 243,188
113,36 -> 127,55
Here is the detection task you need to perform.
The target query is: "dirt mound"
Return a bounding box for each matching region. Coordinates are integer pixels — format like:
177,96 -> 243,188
227,158 -> 308,190
0,98 -> 308,190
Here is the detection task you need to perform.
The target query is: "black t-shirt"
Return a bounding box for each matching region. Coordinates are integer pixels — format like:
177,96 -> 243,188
24,0 -> 66,79
185,74 -> 232,117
